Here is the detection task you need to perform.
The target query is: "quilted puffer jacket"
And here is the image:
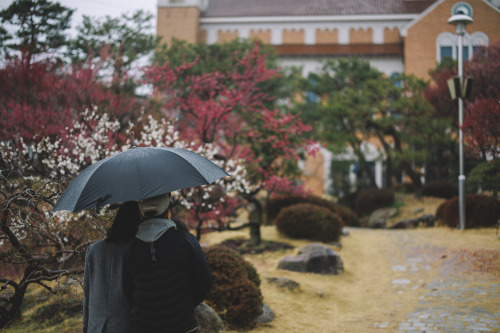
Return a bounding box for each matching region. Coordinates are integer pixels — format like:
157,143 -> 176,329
123,218 -> 212,333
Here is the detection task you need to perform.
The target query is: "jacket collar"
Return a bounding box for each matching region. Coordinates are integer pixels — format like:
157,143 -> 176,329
136,218 -> 177,242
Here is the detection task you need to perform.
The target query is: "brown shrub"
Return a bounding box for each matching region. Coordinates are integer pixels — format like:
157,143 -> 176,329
266,195 -> 336,223
335,205 -> 360,227
203,246 -> 263,329
354,188 -> 395,217
436,194 -> 500,228
422,180 -> 458,199
275,203 -> 343,243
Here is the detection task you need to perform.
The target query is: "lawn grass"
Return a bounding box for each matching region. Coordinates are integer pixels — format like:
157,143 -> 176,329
2,194 -> 499,332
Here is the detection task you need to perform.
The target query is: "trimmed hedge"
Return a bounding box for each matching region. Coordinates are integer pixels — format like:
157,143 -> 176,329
266,195 -> 336,223
203,245 -> 263,329
334,205 -> 360,227
436,194 -> 500,228
421,180 -> 458,199
275,203 -> 343,243
354,188 -> 395,217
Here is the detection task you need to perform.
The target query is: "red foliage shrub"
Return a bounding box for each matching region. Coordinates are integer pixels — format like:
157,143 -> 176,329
203,245 -> 263,329
266,194 -> 337,223
275,203 -> 343,243
335,205 -> 360,227
421,181 -> 458,199
436,194 -> 500,228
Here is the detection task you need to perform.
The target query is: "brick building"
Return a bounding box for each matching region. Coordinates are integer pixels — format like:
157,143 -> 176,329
156,0 -> 500,195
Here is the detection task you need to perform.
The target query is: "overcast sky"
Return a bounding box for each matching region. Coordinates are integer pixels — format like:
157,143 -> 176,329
0,0 -> 158,35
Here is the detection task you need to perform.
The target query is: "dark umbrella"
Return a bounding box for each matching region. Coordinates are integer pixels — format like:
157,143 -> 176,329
53,147 -> 229,212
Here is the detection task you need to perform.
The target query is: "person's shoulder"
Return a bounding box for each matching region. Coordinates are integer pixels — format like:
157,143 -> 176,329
87,239 -> 106,252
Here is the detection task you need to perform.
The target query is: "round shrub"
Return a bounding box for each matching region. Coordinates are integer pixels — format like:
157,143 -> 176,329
354,188 -> 395,217
335,205 -> 360,227
275,203 -> 343,243
436,194 -> 500,228
421,180 -> 458,199
266,195 -> 337,223
337,190 -> 360,211
203,245 -> 263,329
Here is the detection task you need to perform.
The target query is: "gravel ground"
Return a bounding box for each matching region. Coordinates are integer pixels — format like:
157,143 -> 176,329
373,229 -> 500,333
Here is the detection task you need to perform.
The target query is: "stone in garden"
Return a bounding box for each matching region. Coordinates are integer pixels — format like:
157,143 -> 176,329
390,219 -> 418,229
266,277 -> 300,291
278,243 -> 343,275
254,303 -> 275,323
195,302 -> 225,333
368,208 -> 398,228
411,207 -> 425,215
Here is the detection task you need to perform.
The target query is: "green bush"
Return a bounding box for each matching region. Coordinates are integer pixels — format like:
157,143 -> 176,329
266,194 -> 337,223
354,188 -> 395,217
30,295 -> 81,322
275,203 -> 343,243
436,194 -> 500,228
203,245 -> 263,329
467,159 -> 500,195
421,180 -> 458,199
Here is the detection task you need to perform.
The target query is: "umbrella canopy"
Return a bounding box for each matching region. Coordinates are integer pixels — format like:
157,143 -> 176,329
53,147 -> 229,212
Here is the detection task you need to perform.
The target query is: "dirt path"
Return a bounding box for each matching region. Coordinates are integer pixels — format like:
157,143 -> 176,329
203,226 -> 500,332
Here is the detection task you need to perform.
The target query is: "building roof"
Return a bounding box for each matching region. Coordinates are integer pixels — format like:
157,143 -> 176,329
201,0 -> 437,17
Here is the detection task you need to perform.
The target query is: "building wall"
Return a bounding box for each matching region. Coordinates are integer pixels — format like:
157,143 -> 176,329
302,149 -> 325,196
250,29 -> 271,44
218,29 -> 238,43
384,27 -> 401,43
316,28 -> 338,44
157,7 -> 201,44
350,27 -> 373,43
405,0 -> 500,80
283,29 -> 305,44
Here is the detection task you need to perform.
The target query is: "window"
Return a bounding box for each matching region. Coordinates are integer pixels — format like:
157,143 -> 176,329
455,46 -> 469,61
436,31 -> 489,63
390,72 -> 402,88
440,46 -> 452,61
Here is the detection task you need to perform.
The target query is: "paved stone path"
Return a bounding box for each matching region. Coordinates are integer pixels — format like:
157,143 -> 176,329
372,231 -> 500,332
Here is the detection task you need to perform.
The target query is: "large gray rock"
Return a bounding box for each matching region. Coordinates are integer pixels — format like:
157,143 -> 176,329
368,207 -> 398,228
195,302 -> 225,333
266,277 -> 300,291
278,243 -> 343,275
254,303 -> 275,324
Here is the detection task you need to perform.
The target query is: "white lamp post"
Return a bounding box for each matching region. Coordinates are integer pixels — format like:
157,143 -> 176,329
448,12 -> 473,231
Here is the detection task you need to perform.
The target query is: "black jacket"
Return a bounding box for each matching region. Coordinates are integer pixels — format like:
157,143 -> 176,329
123,222 -> 212,333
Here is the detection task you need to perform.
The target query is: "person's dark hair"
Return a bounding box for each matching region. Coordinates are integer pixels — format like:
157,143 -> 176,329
106,201 -> 141,243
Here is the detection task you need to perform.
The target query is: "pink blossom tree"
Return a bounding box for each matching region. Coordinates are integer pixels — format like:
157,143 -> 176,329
145,44 -> 317,244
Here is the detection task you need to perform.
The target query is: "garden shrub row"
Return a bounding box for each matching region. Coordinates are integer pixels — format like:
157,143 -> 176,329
436,194 -> 500,228
266,194 -> 359,227
421,180 -> 458,199
203,245 -> 263,329
354,188 -> 395,217
275,203 -> 343,243
266,194 -> 337,223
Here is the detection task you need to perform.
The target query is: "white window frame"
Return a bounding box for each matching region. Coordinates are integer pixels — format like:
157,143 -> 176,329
436,31 -> 489,63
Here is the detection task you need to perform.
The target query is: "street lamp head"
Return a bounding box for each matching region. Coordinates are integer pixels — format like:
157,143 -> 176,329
448,13 -> 473,35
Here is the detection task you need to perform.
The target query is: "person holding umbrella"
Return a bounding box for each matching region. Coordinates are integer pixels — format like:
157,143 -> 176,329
123,193 -> 212,333
53,146 -> 228,332
83,201 -> 141,333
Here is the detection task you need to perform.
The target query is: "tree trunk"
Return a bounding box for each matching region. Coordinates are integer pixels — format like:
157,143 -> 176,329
352,145 -> 378,189
391,133 -> 423,192
247,196 -> 263,246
